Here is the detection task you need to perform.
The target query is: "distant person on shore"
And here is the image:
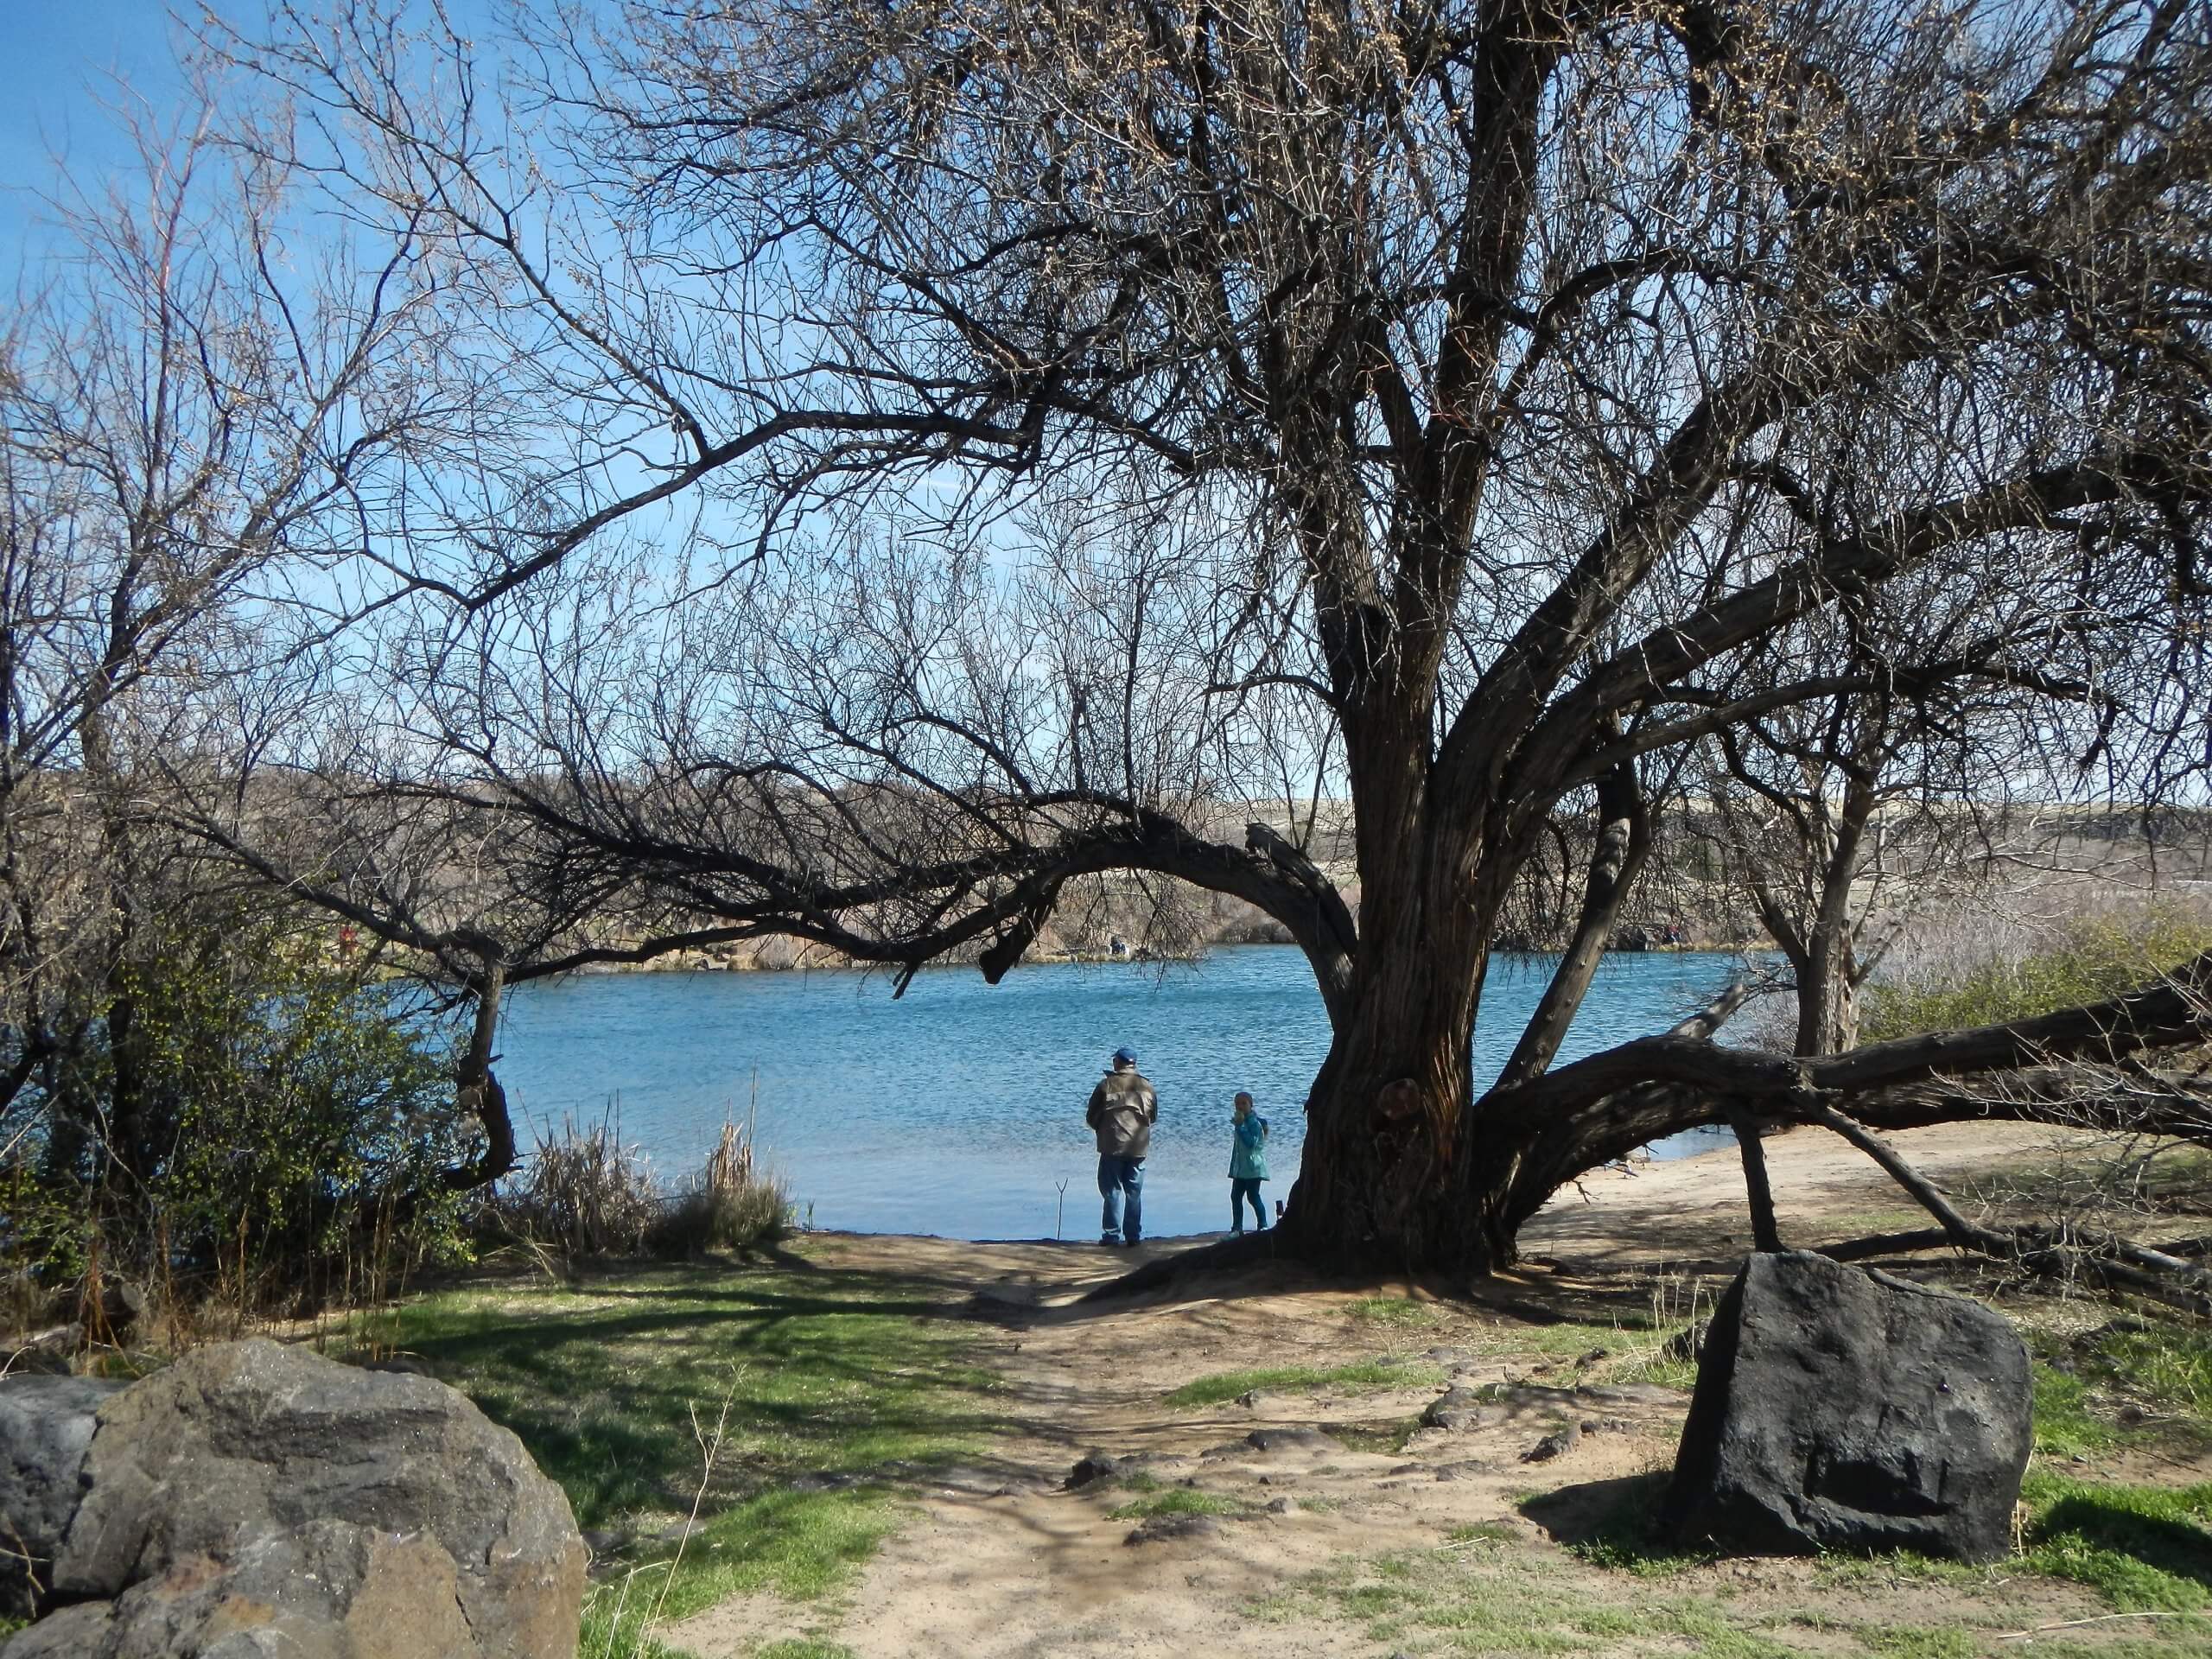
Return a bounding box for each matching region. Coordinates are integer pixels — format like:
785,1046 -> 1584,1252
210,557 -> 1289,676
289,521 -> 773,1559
1086,1045 -> 1157,1247
1228,1091 -> 1269,1233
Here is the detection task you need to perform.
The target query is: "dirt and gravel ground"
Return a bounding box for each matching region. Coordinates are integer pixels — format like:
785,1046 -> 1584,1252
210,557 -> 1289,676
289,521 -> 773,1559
669,1123 -> 2212,1659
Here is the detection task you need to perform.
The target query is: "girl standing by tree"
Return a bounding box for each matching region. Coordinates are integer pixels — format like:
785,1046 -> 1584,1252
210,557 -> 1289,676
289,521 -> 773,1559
1229,1093 -> 1269,1234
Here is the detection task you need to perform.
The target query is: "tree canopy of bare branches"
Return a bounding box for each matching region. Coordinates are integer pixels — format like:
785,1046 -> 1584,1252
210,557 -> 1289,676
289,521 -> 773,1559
194,0 -> 2212,1273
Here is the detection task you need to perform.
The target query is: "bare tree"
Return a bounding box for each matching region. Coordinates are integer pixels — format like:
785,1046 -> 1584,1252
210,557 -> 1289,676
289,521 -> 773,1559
208,0 -> 2212,1274
0,73 -> 485,1216
1685,586 -> 2112,1061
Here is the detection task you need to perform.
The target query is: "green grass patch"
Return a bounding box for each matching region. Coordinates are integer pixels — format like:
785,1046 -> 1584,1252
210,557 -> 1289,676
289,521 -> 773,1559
2018,1472 -> 2212,1613
1346,1295 -> 1442,1327
1853,1626 -> 1981,1659
1258,1539 -> 1805,1656
1446,1521 -> 1517,1547
1458,1308 -> 1704,1392
1662,1601 -> 1801,1658
2034,1359 -> 2125,1459
331,1253 -> 995,1649
1816,1473 -> 2212,1631
2098,1323 -> 2212,1427
2024,1314 -> 2212,1457
1107,1487 -> 1249,1521
754,1644 -> 858,1659
1330,1415 -> 1427,1456
585,1491 -> 899,1651
1816,1552 -> 1988,1593
1612,1350 -> 1700,1391
1163,1357 -> 1440,1408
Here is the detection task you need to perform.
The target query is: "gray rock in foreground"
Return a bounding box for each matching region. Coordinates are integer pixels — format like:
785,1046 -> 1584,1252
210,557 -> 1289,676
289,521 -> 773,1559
0,1375 -> 127,1618
1421,1388 -> 1493,1431
1663,1251 -> 2031,1562
3,1338 -> 584,1659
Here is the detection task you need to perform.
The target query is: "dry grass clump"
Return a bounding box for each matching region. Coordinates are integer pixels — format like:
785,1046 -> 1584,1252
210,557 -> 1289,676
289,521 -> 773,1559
493,1114 -> 790,1260
494,1116 -> 665,1257
658,1120 -> 791,1254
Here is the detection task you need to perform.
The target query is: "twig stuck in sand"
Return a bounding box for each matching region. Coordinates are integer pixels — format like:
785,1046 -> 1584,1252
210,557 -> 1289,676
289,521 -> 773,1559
1996,1611 -> 2178,1641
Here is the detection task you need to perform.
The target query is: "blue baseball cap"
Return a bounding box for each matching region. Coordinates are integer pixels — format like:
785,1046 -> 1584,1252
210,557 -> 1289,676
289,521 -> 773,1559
1112,1046 -> 1138,1065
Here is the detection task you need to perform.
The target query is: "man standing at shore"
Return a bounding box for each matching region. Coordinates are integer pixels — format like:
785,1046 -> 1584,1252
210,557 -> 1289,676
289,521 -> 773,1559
1087,1046 -> 1157,1248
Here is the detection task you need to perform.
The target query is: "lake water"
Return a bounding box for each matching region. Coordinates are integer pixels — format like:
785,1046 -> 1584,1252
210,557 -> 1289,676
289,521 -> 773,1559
497,946 -> 1741,1242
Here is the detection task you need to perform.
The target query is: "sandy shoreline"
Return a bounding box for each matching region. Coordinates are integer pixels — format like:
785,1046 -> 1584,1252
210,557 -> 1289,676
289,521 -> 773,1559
815,1116 -> 2067,1260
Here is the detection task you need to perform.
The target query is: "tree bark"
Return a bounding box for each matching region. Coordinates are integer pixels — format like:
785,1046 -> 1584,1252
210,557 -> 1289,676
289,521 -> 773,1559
1277,704 -> 1516,1269
440,944 -> 519,1193
1727,1106 -> 1783,1252
1793,778 -> 1875,1058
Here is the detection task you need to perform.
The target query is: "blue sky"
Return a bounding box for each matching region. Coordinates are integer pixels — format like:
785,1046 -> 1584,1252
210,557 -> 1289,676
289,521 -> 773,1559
0,1 -> 201,255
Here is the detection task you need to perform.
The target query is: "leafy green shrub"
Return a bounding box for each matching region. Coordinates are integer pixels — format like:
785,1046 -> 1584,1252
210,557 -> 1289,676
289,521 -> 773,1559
0,902 -> 477,1326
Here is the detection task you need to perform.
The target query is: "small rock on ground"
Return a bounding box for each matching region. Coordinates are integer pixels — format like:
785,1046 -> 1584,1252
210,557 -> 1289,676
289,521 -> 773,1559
1522,1422 -> 1583,1462
1124,1513 -> 1222,1546
1065,1453 -> 1135,1489
1421,1387 -> 1493,1431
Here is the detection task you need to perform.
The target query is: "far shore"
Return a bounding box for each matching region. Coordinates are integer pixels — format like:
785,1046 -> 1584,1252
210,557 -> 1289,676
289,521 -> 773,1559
562,934 -> 1739,975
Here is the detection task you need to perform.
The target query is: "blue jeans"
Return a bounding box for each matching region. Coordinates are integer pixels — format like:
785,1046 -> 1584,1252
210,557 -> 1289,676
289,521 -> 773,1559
1098,1154 -> 1145,1243
1231,1178 -> 1266,1232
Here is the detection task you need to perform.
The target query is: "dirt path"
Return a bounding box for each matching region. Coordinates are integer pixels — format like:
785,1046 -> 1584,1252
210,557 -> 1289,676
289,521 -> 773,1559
669,1124 -> 2174,1658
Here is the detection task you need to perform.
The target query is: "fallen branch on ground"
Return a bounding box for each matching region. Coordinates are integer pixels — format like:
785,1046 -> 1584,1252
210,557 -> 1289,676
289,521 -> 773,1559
1802,1103 -> 2212,1316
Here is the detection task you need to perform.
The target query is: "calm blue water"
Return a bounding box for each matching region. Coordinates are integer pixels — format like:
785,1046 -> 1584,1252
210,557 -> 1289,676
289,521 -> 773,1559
496,946 -> 1739,1241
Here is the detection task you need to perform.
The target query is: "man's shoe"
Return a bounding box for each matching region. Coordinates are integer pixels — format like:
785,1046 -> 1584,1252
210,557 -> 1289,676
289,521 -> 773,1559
1099,1236 -> 1120,1246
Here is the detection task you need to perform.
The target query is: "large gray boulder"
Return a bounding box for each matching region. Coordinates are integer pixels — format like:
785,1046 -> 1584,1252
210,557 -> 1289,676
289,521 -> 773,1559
3,1338 -> 584,1659
1664,1251 -> 2031,1562
0,1375 -> 128,1618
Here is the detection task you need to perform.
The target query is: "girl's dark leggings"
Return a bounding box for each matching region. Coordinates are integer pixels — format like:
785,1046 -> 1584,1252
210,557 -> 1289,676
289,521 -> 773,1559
1231,1178 -> 1267,1230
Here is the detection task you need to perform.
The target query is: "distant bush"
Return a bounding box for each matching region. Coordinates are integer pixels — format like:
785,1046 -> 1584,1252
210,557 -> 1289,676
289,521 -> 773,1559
1864,899 -> 2212,1043
655,1120 -> 791,1254
491,1114 -> 788,1259
490,1116 -> 664,1256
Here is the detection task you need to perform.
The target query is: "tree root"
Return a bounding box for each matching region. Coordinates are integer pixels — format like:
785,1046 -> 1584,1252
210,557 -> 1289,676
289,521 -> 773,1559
1076,1226 -> 1283,1302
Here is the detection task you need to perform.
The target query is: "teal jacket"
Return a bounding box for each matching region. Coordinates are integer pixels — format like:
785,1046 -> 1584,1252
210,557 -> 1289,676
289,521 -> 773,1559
1229,1113 -> 1269,1180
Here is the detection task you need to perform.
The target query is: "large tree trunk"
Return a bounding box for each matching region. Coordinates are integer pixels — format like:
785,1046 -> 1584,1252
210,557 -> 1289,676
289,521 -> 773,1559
1278,803 -> 1526,1273
1286,979 -> 1502,1273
